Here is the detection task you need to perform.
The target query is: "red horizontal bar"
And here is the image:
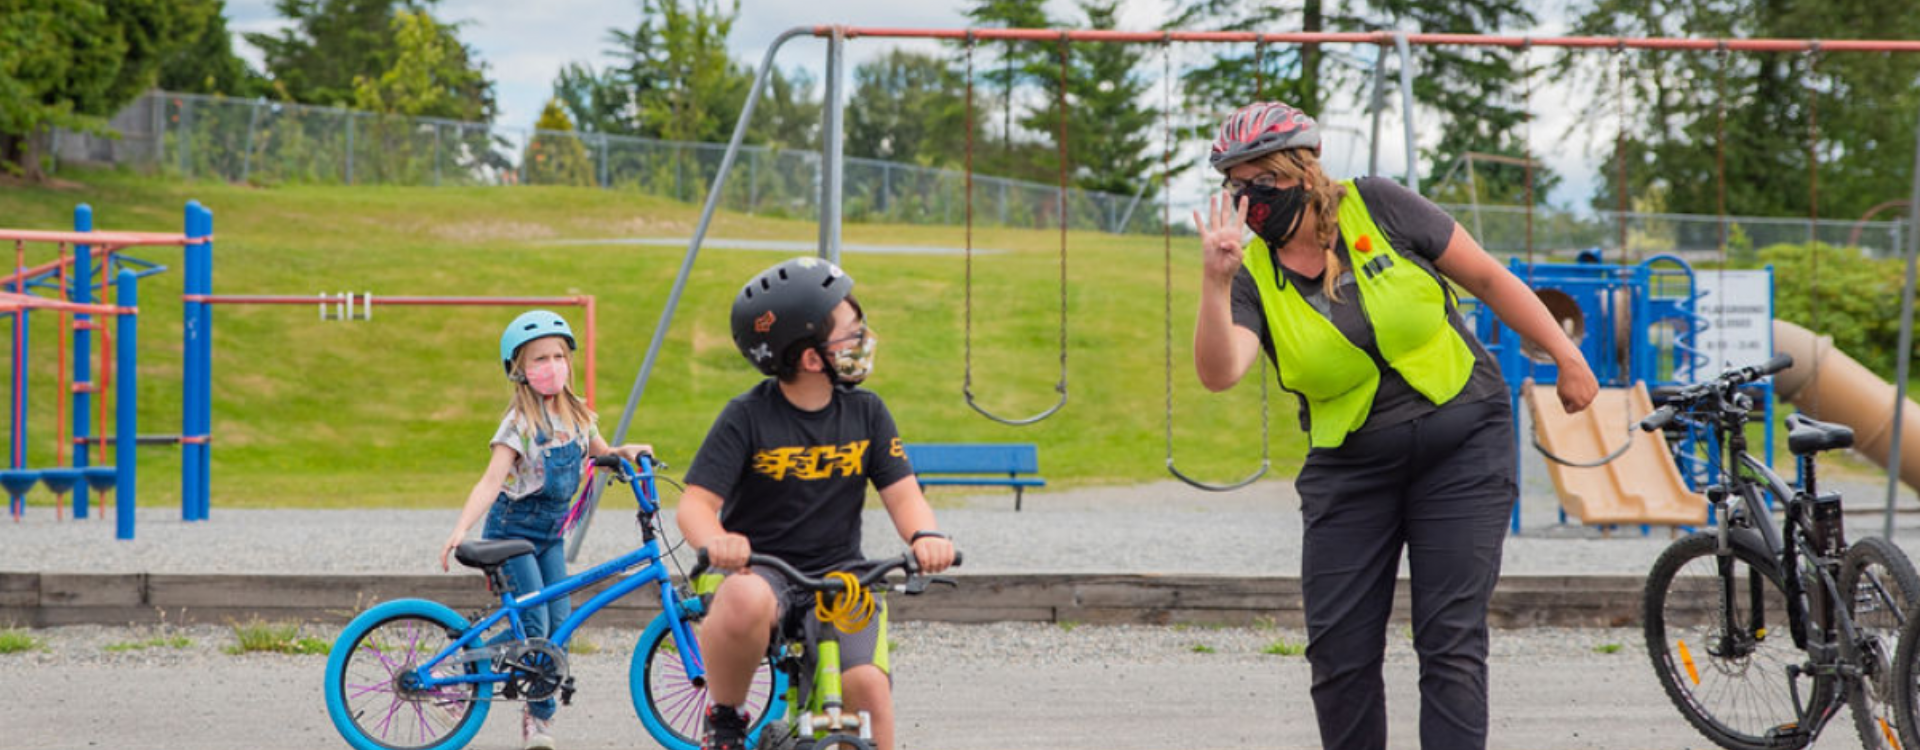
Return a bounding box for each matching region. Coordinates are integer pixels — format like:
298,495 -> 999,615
0,230 -> 205,247
185,294 -> 591,306
816,25 -> 1920,53
0,292 -> 134,316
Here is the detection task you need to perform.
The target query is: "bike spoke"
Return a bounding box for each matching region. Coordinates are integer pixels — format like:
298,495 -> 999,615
335,613 -> 478,750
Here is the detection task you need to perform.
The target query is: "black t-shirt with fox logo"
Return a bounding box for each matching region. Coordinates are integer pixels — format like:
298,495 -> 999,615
686,378 -> 915,576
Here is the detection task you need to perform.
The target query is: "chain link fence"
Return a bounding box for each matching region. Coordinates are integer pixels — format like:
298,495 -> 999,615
54,91 -> 1167,234
52,91 -> 1910,255
1440,202 -> 1911,262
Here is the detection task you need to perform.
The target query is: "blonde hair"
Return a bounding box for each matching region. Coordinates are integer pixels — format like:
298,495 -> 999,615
1250,149 -> 1348,301
505,343 -> 596,440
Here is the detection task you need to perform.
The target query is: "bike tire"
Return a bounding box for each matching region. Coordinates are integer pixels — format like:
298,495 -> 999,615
1845,536 -> 1920,750
1644,532 -> 1833,750
324,599 -> 493,750
631,608 -> 788,750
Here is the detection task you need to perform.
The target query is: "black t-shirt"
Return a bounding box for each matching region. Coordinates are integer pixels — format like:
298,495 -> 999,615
1229,176 -> 1507,435
685,379 -> 915,576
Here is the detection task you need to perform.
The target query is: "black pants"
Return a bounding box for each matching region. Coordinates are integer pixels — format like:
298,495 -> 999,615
1295,398 -> 1516,750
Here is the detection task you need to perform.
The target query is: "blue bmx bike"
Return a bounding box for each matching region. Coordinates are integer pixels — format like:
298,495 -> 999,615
322,454 -> 783,750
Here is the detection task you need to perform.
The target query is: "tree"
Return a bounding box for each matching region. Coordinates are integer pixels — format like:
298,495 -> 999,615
1022,1 -> 1157,198
1559,0 -> 1920,223
1370,0 -> 1545,198
748,67 -> 820,151
247,0 -> 491,122
604,0 -> 749,143
961,0 -> 1054,165
157,0 -> 261,96
846,50 -> 970,166
350,8 -> 493,121
0,0 -> 194,178
524,99 -> 594,186
551,62 -> 634,135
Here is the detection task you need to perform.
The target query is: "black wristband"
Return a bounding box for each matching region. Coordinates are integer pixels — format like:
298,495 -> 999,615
910,530 -> 950,544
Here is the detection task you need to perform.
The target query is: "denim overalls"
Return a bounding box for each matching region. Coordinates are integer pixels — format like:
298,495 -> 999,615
482,432 -> 583,721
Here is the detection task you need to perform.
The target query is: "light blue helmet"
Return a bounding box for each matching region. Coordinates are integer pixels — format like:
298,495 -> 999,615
499,310 -> 576,377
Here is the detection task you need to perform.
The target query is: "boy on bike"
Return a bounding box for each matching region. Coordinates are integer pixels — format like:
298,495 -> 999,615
680,256 -> 957,750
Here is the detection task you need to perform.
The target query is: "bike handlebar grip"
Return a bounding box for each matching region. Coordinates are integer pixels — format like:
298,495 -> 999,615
1757,353 -> 1794,377
592,454 -> 626,469
1639,405 -> 1677,432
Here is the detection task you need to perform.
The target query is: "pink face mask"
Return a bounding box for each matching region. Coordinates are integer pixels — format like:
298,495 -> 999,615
525,359 -> 570,396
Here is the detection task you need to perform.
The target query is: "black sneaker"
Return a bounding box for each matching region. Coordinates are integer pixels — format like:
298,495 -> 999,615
702,704 -> 751,750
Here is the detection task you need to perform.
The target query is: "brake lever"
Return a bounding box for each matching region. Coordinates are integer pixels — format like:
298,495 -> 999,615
903,575 -> 959,595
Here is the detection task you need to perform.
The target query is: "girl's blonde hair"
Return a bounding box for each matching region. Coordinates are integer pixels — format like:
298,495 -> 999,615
505,342 -> 595,439
1250,149 -> 1348,301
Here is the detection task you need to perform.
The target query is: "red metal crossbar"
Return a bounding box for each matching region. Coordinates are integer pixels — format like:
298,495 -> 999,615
814,26 -> 1920,54
0,292 -> 133,316
0,230 -> 203,246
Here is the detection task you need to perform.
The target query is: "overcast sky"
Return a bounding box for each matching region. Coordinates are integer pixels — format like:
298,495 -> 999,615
222,0 -> 1598,213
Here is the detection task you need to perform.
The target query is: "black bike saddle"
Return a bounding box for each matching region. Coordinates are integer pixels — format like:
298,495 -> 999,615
1786,413 -> 1854,455
455,539 -> 535,569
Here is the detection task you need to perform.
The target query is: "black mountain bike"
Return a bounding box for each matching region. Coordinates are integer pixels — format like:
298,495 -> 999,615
1642,354 -> 1920,750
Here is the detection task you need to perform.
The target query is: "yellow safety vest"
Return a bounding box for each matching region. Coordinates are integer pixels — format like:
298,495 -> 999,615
1243,180 -> 1475,448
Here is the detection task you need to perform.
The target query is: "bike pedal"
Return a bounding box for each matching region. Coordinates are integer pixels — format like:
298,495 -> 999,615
559,677 -> 576,706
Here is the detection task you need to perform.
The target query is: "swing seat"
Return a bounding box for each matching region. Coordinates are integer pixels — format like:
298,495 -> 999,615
904,443 -> 1046,511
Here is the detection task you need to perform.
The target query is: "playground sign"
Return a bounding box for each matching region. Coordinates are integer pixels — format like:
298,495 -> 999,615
1694,269 -> 1773,372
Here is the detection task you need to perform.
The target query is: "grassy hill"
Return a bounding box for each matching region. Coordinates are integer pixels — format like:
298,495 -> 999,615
0,170 -> 1296,509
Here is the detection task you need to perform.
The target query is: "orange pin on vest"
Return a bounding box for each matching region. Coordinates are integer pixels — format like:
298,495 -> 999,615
1354,235 -> 1374,254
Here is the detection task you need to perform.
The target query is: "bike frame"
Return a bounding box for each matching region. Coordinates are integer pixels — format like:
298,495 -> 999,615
1703,401 -> 1865,729
413,458 -> 708,691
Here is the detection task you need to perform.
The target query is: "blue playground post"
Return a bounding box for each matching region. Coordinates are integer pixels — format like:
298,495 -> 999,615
196,204 -> 213,521
182,201 -> 212,521
72,204 -> 94,518
117,268 -> 137,540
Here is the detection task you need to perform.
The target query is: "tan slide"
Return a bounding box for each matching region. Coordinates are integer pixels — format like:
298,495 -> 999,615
1525,382 -> 1708,527
1772,319 -> 1920,492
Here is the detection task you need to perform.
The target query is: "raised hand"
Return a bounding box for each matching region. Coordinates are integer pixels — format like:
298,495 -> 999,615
1193,191 -> 1250,284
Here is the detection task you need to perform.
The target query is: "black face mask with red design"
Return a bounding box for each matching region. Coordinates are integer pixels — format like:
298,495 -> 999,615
1236,183 -> 1309,250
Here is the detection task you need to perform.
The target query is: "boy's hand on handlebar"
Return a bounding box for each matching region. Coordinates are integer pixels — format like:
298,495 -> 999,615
912,535 -> 956,574
705,533 -> 753,571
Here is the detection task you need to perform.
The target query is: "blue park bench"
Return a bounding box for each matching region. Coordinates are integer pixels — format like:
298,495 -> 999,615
904,443 -> 1046,511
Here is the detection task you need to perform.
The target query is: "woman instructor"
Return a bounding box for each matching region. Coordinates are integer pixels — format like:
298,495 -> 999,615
1192,101 -> 1597,750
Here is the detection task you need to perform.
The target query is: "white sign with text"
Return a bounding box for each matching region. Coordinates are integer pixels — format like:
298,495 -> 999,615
1693,269 -> 1773,372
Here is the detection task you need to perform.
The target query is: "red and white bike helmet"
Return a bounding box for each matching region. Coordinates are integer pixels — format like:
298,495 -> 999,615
1209,102 -> 1321,173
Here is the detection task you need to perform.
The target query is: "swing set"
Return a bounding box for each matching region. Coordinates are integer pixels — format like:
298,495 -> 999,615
602,25 -> 1920,509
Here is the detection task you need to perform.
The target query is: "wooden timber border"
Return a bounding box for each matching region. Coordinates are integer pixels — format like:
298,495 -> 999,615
0,572 -> 1643,629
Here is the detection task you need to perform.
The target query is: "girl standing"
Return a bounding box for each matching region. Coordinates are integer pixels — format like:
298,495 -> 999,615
438,310 -> 649,750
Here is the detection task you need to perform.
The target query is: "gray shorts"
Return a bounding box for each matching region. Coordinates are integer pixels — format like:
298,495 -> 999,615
749,564 -> 891,675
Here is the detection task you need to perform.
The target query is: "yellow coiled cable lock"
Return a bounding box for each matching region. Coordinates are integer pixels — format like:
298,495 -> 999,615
814,571 -> 876,634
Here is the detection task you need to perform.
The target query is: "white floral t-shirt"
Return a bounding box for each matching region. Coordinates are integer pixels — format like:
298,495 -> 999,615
490,411 -> 599,500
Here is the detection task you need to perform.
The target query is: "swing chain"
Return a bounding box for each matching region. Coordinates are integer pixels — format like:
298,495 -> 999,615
960,29 -> 1068,427
1160,37 -> 1269,492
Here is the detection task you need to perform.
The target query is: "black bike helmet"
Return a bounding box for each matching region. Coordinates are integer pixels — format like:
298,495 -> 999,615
731,257 -> 855,377
1209,101 -> 1322,173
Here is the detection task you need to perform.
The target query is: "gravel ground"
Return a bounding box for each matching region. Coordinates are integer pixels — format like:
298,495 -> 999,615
8,470 -> 1920,577
0,619 -> 1883,749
